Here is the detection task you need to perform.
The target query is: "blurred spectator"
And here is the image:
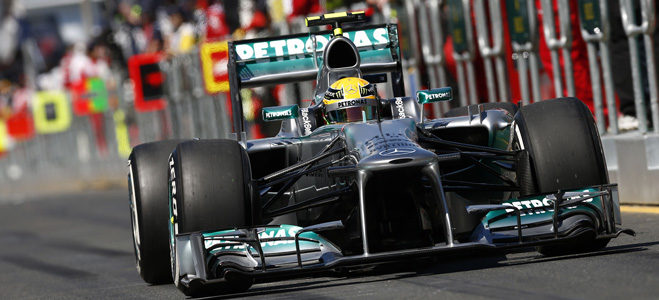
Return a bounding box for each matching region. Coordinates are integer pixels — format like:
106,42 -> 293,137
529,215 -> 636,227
142,11 -> 165,53
0,1 -> 19,67
287,0 -> 322,21
165,6 -> 197,55
366,0 -> 389,11
10,84 -> 30,113
113,1 -> 148,61
229,0 -> 270,40
62,43 -> 88,87
203,0 -> 230,42
0,80 -> 13,120
608,0 -> 638,131
62,40 -> 110,88
87,39 -> 112,81
0,0 -> 25,85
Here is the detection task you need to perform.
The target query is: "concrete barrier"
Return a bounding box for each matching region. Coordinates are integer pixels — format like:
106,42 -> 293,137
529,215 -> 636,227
603,133 -> 659,204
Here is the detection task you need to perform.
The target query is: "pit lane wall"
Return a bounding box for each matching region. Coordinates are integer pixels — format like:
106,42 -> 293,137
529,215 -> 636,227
603,134 -> 659,205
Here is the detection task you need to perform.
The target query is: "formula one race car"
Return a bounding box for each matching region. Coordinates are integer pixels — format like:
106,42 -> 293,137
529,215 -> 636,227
128,11 -> 634,296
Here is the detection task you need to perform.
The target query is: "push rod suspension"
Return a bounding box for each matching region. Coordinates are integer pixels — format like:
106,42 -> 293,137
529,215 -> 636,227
262,148 -> 346,211
264,186 -> 353,218
259,135 -> 343,182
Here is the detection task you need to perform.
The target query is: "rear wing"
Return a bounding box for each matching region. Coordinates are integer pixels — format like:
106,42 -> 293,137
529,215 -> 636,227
227,23 -> 405,137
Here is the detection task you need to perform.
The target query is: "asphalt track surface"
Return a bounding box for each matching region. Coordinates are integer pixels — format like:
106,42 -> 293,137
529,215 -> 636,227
1,189 -> 658,299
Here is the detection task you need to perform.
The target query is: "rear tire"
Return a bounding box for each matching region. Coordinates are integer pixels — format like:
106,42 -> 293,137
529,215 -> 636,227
512,98 -> 610,255
169,140 -> 254,296
128,140 -> 183,284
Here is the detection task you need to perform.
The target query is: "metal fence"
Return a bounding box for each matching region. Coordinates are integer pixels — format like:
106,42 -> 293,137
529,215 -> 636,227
403,0 -> 657,135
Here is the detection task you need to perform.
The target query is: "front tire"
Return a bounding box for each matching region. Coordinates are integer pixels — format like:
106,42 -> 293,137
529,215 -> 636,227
514,98 -> 608,195
128,140 -> 183,284
513,98 -> 610,255
169,139 -> 254,296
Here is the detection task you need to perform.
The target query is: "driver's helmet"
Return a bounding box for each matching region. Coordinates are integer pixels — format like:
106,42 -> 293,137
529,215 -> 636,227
322,77 -> 378,124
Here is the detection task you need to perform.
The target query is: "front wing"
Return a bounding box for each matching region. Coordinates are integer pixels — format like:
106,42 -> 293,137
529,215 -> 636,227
173,184 -> 633,293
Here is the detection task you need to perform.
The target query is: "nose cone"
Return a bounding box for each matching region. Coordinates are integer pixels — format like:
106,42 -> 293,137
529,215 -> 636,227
358,146 -> 437,171
341,118 -> 436,171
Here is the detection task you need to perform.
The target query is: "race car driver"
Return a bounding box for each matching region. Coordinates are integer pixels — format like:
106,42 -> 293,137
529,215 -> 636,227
322,77 -> 379,124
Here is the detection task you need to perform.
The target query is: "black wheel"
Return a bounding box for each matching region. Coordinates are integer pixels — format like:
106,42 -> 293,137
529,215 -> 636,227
128,140 -> 183,284
512,98 -> 610,255
169,139 -> 254,296
443,102 -> 518,118
514,98 -> 608,194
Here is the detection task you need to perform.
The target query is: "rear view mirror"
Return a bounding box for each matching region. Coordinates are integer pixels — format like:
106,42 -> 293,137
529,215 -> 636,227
262,104 -> 299,122
417,87 -> 453,104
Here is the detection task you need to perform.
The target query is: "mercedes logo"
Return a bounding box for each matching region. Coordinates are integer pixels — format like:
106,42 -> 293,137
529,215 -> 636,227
379,147 -> 416,156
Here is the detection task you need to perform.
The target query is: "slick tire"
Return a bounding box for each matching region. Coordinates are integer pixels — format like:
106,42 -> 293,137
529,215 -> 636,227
169,139 -> 254,295
128,140 -> 184,284
513,98 -> 610,255
443,102 -> 518,118
514,98 -> 608,194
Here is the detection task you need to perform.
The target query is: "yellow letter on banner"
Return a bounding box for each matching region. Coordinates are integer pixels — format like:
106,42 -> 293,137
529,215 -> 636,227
113,109 -> 131,158
33,91 -> 72,134
0,120 -> 8,152
200,41 -> 230,94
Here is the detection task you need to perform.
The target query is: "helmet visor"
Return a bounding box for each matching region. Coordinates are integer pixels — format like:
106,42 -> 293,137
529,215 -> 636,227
326,104 -> 377,123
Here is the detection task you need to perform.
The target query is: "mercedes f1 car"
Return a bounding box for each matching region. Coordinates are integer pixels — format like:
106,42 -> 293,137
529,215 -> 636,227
128,11 -> 634,296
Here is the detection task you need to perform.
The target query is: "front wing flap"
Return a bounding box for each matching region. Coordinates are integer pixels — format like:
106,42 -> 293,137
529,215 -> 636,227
472,184 -> 625,244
